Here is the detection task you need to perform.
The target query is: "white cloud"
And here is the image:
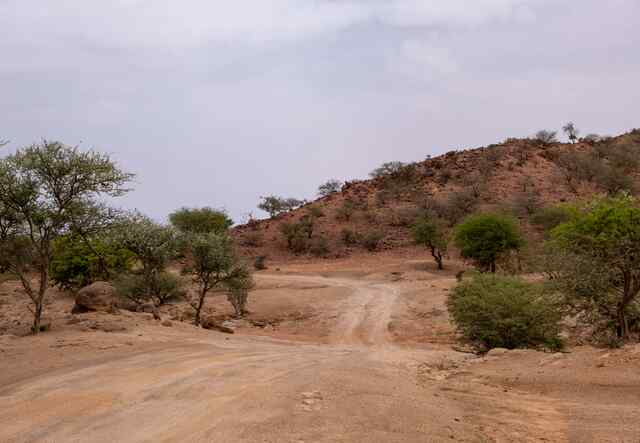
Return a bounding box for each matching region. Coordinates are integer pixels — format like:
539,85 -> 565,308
0,0 -> 547,50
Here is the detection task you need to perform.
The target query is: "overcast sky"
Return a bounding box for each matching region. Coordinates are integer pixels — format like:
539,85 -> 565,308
1,1 -> 639,222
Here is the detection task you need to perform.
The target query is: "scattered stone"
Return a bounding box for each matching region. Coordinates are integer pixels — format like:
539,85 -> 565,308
161,320 -> 173,327
136,303 -> 161,320
201,316 -> 234,334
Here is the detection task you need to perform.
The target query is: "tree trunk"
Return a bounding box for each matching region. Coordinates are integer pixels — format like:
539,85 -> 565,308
617,300 -> 630,339
32,300 -> 43,334
31,260 -> 50,335
193,290 -> 206,326
430,247 -> 444,271
490,261 -> 496,273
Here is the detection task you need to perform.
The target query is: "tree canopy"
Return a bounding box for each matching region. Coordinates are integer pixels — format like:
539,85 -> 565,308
0,141 -> 133,332
549,194 -> 640,339
454,213 -> 524,273
169,207 -> 233,234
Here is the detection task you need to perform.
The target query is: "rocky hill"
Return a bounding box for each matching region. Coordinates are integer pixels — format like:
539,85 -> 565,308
233,129 -> 640,262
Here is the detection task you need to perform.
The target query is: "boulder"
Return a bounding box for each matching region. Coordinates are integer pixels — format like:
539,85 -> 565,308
73,282 -> 120,314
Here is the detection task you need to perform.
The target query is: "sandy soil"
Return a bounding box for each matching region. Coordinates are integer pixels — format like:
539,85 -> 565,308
1,260 -> 639,442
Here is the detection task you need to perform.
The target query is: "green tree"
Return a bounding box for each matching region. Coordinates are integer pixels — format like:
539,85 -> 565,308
169,207 -> 233,234
549,194 -> 640,339
369,161 -> 405,179
534,130 -> 558,144
447,273 -> 563,351
258,195 -> 303,218
454,213 -> 524,273
113,213 -> 181,306
411,216 -> 448,270
50,234 -> 134,290
183,233 -> 253,324
317,179 -> 343,197
0,141 -> 132,333
563,122 -> 579,143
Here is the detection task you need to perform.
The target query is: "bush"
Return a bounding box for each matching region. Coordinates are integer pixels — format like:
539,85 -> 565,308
169,207 -> 232,234
280,222 -> 310,253
114,271 -> 185,306
530,206 -> 572,232
254,255 -> 267,270
335,200 -> 356,221
362,231 -> 384,251
447,273 -> 563,351
454,213 -> 524,273
50,235 -> 134,290
387,207 -> 420,227
306,206 -> 325,218
340,228 -> 361,246
309,235 -> 330,257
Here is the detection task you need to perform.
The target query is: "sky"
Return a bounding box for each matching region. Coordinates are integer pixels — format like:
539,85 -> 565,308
1,0 -> 639,223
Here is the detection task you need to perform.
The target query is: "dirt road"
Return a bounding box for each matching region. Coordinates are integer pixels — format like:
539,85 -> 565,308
1,272 -> 639,442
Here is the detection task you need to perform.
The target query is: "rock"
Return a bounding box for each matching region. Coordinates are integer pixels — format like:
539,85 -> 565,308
251,319 -> 268,328
161,320 -> 173,327
73,282 -> 120,314
487,348 -> 510,357
201,316 -> 234,334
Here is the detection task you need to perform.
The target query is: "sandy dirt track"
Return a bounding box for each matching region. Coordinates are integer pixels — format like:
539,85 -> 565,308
1,271 -> 639,442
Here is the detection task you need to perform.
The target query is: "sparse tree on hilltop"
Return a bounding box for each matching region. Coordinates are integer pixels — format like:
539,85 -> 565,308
317,179 -> 343,197
563,122 -> 579,143
534,130 -> 558,144
258,195 -> 304,218
369,161 -> 405,179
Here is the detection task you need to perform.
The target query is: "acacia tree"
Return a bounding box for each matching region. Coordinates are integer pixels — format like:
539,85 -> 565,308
454,213 -> 524,273
113,213 -> 183,306
534,130 -> 558,144
184,233 -> 253,325
258,195 -> 304,218
169,207 -> 233,234
317,179 -> 343,197
411,216 -> 448,270
549,194 -> 640,339
0,142 -> 133,333
563,122 -> 579,143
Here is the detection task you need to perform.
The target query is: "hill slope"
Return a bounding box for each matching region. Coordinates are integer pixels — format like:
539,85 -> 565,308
233,130 -> 640,262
